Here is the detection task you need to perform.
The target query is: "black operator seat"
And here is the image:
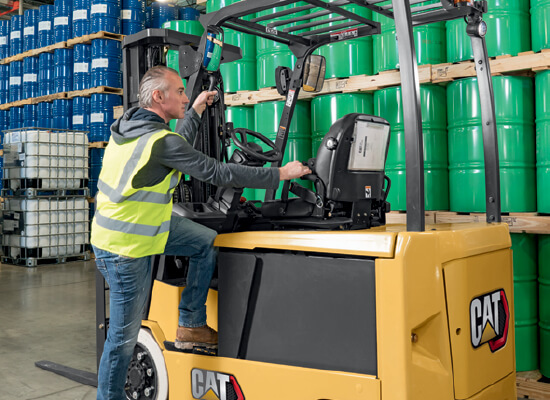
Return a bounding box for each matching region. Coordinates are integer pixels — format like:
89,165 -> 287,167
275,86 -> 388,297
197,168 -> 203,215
261,113 -> 391,230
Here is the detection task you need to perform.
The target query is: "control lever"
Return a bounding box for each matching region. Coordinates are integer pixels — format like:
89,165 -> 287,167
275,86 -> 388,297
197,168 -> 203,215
207,74 -> 216,92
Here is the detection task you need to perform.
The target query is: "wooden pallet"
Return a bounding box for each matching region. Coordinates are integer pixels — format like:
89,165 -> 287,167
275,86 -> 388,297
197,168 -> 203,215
386,210 -> 438,225
224,64 -> 433,106
517,370 -> 550,399
66,31 -> 124,47
435,211 -> 550,234
31,92 -> 68,104
68,86 -> 123,98
113,105 -> 124,120
0,32 -> 123,64
0,87 -> 121,110
0,42 -> 68,64
432,49 -> 550,83
0,98 -> 32,110
224,50 -> 550,106
89,141 -> 109,149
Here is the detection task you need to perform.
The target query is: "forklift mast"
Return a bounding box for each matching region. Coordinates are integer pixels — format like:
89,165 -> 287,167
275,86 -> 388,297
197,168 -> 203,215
122,0 -> 500,232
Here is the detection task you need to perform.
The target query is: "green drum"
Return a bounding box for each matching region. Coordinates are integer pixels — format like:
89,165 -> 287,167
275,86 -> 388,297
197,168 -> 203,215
448,76 -> 536,212
313,2 -> 373,78
225,106 -> 257,200
311,92 -> 374,155
532,0 -> 550,52
207,0 -> 257,92
536,71 -> 550,213
373,0 -> 445,74
254,100 -> 311,199
539,235 -> 550,377
374,84 -> 448,211
446,0 -> 531,62
256,3 -> 309,89
511,233 -> 539,372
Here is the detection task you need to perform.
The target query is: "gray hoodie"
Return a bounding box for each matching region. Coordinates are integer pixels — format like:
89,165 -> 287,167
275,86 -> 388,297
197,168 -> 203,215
110,106 -> 280,190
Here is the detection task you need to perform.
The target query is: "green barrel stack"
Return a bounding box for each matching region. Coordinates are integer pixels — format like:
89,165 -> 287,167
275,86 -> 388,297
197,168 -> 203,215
373,0 -> 446,74
536,70 -> 550,213
256,3 -> 309,89
207,0 -> 257,92
254,100 -> 311,199
374,84 -> 448,211
313,2 -> 373,78
447,76 -> 536,212
512,233 -> 539,372
446,0 -> 531,62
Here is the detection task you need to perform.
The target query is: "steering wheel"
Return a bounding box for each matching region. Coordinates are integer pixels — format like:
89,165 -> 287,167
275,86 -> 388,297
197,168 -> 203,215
230,128 -> 282,163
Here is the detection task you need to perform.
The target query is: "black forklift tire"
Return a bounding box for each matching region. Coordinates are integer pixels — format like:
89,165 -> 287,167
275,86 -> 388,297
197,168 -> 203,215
125,328 -> 169,400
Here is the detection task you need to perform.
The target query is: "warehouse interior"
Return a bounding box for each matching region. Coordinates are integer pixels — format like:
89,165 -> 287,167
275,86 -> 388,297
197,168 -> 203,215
0,0 -> 549,399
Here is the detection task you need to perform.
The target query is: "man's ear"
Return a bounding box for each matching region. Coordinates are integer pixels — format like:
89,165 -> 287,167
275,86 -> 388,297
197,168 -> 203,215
152,89 -> 164,104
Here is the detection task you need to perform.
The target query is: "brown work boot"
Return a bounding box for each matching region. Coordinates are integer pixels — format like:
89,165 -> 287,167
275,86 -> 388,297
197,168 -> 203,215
175,325 -> 218,350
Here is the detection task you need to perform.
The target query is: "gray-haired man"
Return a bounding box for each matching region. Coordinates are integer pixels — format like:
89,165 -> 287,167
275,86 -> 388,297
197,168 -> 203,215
90,65 -> 311,399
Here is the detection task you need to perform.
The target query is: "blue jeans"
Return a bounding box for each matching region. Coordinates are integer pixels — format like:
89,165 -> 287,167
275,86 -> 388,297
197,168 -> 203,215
93,215 -> 217,400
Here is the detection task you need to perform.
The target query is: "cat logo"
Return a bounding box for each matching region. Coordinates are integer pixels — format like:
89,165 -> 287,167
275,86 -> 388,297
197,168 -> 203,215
191,368 -> 244,400
469,289 -> 510,352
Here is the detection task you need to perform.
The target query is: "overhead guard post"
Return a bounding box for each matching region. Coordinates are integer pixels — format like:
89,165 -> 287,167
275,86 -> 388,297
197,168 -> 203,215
467,16 -> 502,223
393,0 -> 426,232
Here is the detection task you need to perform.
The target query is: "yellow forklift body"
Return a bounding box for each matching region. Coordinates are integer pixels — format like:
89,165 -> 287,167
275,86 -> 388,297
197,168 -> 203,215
146,223 -> 515,400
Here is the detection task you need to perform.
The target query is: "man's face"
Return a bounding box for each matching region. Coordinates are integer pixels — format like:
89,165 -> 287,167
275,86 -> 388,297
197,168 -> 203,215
160,71 -> 189,121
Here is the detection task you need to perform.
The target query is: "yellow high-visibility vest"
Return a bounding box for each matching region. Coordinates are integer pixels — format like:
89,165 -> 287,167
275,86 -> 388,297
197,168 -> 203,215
91,129 -> 182,258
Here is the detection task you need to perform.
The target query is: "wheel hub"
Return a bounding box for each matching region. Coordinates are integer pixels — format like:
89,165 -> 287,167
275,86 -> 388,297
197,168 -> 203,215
125,344 -> 157,399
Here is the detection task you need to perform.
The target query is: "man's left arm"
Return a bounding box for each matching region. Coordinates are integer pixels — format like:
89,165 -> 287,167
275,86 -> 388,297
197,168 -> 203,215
174,108 -> 201,143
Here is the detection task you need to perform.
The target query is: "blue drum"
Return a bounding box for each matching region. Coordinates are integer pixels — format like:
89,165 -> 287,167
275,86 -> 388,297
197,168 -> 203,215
37,102 -> 53,128
91,38 -> 122,88
0,20 -> 9,59
52,98 -> 72,129
9,61 -> 23,102
91,0 -> 121,34
179,7 -> 200,21
89,93 -> 121,141
23,56 -> 38,99
38,52 -> 54,96
9,106 -> 23,129
73,0 -> 90,37
38,5 -> 54,48
23,9 -> 39,52
0,64 -> 9,104
151,2 -> 177,29
54,48 -> 73,93
10,15 -> 23,57
23,104 -> 38,128
72,96 -> 90,132
54,0 -> 72,42
73,43 -> 91,90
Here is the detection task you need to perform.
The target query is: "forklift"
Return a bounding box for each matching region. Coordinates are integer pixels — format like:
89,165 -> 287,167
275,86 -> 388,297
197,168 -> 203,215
115,1 -> 515,399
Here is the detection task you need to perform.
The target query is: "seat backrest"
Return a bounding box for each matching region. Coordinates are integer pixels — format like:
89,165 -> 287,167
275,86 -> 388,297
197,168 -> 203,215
314,113 -> 390,204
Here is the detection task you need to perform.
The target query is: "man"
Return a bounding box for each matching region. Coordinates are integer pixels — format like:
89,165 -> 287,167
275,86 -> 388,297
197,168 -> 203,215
90,65 -> 311,400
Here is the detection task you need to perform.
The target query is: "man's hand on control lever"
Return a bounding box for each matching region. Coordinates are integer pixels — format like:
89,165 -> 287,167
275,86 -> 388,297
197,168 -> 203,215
192,90 -> 217,115
279,161 -> 312,181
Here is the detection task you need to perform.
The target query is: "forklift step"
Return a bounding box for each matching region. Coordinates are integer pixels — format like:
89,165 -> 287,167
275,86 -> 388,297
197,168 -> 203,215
163,341 -> 217,356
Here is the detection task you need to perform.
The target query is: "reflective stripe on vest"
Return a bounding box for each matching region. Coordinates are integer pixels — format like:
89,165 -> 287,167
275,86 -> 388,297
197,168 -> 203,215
94,211 -> 171,236
91,129 -> 182,258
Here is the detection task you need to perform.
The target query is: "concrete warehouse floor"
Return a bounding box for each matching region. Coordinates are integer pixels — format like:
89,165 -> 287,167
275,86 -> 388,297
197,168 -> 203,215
0,260 -> 97,400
